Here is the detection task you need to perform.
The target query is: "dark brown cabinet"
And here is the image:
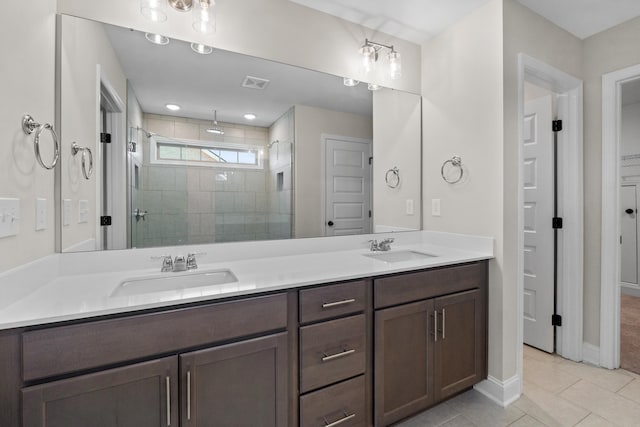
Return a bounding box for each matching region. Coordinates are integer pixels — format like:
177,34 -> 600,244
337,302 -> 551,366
374,262 -> 487,427
180,333 -> 288,427
22,356 -> 178,427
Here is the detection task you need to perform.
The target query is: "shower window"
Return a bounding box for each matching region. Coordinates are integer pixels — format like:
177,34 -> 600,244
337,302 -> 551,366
150,136 -> 263,169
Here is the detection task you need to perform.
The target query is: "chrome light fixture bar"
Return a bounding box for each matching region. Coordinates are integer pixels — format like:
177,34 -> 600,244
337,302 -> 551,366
359,38 -> 402,80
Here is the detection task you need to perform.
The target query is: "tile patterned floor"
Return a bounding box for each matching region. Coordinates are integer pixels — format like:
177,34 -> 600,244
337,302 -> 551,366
395,345 -> 640,427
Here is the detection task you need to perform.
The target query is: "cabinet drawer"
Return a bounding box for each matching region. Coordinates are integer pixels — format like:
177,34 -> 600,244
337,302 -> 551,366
299,280 -> 366,324
300,376 -> 366,427
22,293 -> 287,382
300,314 -> 366,393
374,262 -> 486,309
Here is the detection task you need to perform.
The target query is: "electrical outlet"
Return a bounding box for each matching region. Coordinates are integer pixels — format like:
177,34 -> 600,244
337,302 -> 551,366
35,198 -> 47,231
431,199 -> 441,217
0,198 -> 20,238
406,199 -> 414,215
63,199 -> 72,226
78,199 -> 89,224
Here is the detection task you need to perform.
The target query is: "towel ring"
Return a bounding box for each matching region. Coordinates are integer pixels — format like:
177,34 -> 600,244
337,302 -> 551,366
441,156 -> 464,184
71,142 -> 93,180
385,167 -> 400,188
22,115 -> 60,170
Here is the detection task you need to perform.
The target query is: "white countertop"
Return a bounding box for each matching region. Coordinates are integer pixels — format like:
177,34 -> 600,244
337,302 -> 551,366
0,231 -> 493,330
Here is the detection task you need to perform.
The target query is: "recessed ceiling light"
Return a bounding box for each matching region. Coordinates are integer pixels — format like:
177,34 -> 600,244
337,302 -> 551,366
367,83 -> 383,91
165,103 -> 181,111
191,42 -> 213,55
244,113 -> 257,120
145,32 -> 170,45
343,77 -> 360,87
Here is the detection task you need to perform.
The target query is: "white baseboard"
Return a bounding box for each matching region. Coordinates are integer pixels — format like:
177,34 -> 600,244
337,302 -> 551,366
621,283 -> 640,297
474,374 -> 521,407
582,342 -> 600,367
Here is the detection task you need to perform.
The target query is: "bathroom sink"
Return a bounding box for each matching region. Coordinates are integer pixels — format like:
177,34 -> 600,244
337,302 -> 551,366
111,269 -> 238,297
363,250 -> 437,263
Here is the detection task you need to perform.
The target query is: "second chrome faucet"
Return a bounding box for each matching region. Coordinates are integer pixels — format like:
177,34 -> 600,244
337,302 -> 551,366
156,253 -> 202,272
369,238 -> 394,252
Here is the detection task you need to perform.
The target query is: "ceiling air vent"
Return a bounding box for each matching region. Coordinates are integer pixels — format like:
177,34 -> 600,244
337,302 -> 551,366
242,76 -> 270,90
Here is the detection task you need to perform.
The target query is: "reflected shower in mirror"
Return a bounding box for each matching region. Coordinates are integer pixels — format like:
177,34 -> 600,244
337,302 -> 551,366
58,15 -> 421,252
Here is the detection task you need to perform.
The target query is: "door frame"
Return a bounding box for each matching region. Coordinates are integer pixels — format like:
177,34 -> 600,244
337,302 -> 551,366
600,63 -> 640,369
320,134 -> 373,236
517,54 -> 584,386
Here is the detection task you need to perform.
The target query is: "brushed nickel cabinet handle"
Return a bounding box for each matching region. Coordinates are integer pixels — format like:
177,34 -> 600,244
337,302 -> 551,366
442,308 -> 446,340
324,412 -> 356,427
434,310 -> 438,342
166,376 -> 171,426
322,299 -> 356,308
322,349 -> 356,362
187,370 -> 191,421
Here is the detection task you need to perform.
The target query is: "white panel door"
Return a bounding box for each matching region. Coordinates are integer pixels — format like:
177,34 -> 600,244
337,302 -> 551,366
523,95 -> 555,353
621,185 -> 638,284
324,137 -> 372,236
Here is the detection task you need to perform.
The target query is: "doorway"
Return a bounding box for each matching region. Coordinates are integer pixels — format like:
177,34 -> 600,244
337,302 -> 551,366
321,134 -> 372,236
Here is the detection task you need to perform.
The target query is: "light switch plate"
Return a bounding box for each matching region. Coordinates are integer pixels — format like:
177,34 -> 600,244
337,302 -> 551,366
78,199 -> 89,224
0,198 -> 20,238
406,199 -> 414,215
63,199 -> 72,226
35,198 -> 47,231
431,199 -> 441,217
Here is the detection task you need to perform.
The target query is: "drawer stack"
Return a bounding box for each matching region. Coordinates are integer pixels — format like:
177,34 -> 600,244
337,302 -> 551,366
298,280 -> 369,427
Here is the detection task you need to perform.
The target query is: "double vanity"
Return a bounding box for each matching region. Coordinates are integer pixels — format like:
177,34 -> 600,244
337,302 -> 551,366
0,231 -> 492,427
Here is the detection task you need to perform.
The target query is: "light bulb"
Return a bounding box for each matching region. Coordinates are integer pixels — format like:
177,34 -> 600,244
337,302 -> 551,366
360,44 -> 377,73
140,0 -> 167,23
193,0 -> 216,34
191,43 -> 213,54
388,50 -> 402,80
145,33 -> 170,45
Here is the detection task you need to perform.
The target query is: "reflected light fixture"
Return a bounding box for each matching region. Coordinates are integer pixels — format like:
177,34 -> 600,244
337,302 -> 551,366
145,32 -> 170,45
367,83 -> 382,91
343,77 -> 360,87
359,39 -> 402,80
191,42 -> 213,54
141,0 -> 216,35
165,103 -> 181,111
244,113 -> 257,121
206,110 -> 225,135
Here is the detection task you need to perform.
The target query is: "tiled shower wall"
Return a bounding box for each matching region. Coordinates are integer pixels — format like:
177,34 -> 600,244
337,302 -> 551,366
134,113 -> 291,247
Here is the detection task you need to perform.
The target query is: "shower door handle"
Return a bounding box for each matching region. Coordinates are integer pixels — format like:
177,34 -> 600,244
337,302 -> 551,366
625,208 -> 635,215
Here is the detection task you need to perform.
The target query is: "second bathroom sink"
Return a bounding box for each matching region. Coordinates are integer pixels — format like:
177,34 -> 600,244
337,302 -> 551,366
111,269 -> 238,297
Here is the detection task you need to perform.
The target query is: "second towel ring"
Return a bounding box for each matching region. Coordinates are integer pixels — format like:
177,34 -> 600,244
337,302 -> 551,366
22,115 -> 60,170
71,142 -> 94,180
441,156 -> 464,184
385,167 -> 400,188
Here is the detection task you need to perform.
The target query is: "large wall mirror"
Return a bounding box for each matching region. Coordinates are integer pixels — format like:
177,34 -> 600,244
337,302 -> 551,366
59,14 -> 421,252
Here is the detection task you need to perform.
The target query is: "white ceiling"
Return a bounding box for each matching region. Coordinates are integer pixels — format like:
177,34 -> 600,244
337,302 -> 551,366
290,0 -> 640,42
105,24 -> 372,128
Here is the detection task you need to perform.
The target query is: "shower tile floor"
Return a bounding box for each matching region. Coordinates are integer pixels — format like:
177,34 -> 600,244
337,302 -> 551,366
395,345 -> 640,427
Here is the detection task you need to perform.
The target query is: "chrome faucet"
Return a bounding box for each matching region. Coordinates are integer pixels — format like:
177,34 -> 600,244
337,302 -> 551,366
155,255 -> 173,272
369,238 -> 394,252
173,255 -> 187,272
186,253 -> 199,270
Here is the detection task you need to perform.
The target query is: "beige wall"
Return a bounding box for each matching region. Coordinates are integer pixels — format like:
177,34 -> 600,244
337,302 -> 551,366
294,105 -> 373,238
373,90 -> 422,231
422,0 -> 505,379
583,16 -> 640,346
59,15 -> 127,251
0,0 -> 57,272
57,0 -> 421,94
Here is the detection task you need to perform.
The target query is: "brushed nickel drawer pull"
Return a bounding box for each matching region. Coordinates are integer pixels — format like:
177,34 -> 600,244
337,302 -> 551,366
324,412 -> 356,427
322,349 -> 356,362
442,308 -> 446,340
322,299 -> 356,309
187,370 -> 191,420
166,376 -> 171,426
434,310 -> 438,342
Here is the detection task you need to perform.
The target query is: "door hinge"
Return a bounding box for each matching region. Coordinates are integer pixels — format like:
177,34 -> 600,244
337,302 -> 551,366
552,120 -> 563,132
100,132 -> 112,143
552,314 -> 562,327
552,217 -> 563,229
100,216 -> 112,226
369,157 -> 373,165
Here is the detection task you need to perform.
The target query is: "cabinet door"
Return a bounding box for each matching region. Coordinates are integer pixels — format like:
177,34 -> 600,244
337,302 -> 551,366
434,289 -> 485,400
180,333 -> 288,427
22,356 -> 178,427
374,300 -> 434,427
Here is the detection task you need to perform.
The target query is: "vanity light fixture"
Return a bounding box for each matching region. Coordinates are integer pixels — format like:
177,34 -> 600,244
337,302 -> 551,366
359,39 -> 402,80
343,77 -> 360,87
243,113 -> 257,121
145,32 -> 170,45
191,42 -> 213,54
206,110 -> 225,135
165,103 -> 181,111
141,0 -> 216,34
367,83 -> 382,91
